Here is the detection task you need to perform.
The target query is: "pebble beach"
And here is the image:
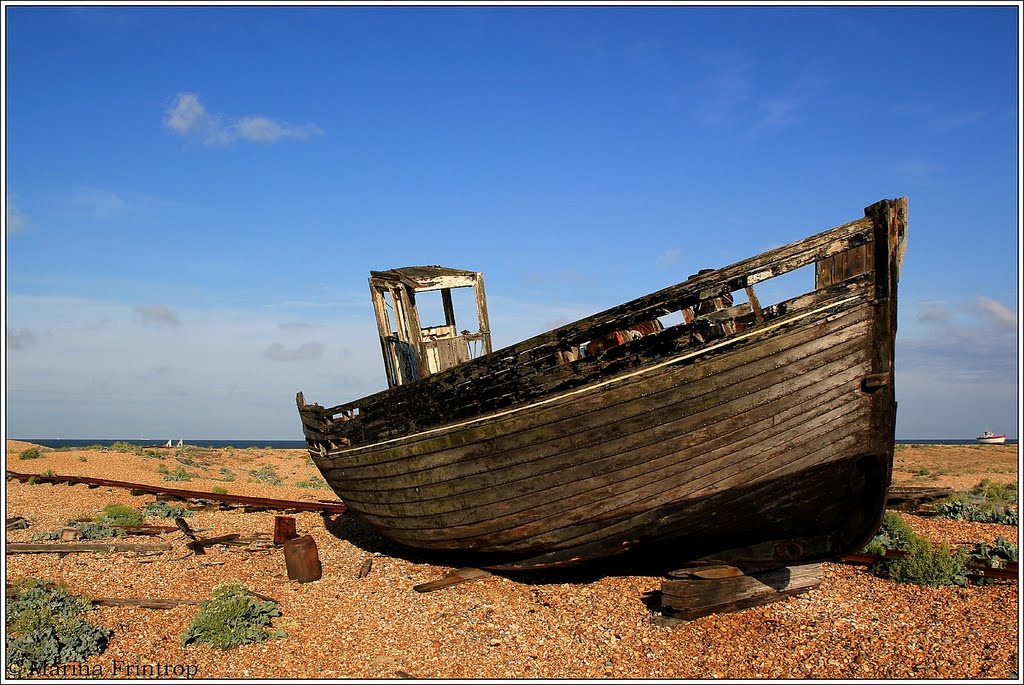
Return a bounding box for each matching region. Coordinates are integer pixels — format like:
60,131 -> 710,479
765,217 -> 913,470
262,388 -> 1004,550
4,440 -> 1019,680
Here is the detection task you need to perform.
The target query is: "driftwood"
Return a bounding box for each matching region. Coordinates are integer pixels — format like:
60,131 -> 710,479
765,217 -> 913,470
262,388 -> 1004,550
174,517 -> 197,539
5,584 -> 278,610
358,558 -> 374,578
90,597 -> 207,609
115,525 -> 179,536
413,567 -> 491,593
6,542 -> 173,555
6,517 -> 30,530
6,470 -> 347,514
186,534 -> 240,555
885,486 -> 954,513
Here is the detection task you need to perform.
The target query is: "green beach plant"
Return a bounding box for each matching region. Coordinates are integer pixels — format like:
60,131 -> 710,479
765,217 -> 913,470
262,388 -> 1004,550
862,511 -> 916,556
294,477 -> 329,490
248,465 -> 281,486
5,578 -> 111,673
876,536 -> 969,588
95,505 -> 144,528
863,511 -> 973,587
141,501 -> 193,519
935,479 -> 1018,525
162,466 -> 193,482
181,582 -> 286,650
18,448 -> 43,460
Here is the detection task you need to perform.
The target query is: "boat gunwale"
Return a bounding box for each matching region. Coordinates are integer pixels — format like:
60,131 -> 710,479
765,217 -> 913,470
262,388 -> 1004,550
308,288 -> 867,458
319,307 -> 875,490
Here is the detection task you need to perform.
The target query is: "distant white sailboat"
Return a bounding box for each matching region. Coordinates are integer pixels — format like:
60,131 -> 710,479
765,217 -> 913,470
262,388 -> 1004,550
164,439 -> 173,448
176,439 -> 184,447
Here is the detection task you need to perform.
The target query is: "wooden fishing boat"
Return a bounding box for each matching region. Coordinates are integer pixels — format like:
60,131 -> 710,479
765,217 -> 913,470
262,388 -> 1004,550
297,197 -> 908,571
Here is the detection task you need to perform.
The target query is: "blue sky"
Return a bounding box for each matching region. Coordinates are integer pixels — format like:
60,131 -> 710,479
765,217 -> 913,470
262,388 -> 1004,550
3,3 -> 1020,440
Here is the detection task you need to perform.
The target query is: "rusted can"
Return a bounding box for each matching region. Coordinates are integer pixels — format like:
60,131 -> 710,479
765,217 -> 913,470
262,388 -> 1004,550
283,534 -> 322,582
274,515 -> 298,546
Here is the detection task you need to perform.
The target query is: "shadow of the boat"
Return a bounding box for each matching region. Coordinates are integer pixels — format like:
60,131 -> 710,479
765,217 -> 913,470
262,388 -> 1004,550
321,511 -> 697,586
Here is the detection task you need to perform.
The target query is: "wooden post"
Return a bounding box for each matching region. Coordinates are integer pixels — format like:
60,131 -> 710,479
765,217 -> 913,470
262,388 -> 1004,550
283,535 -> 322,583
441,288 -> 457,329
274,516 -> 298,546
473,273 -> 492,355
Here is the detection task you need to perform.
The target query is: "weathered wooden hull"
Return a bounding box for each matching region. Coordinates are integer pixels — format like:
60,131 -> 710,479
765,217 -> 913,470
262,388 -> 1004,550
298,198 -> 907,571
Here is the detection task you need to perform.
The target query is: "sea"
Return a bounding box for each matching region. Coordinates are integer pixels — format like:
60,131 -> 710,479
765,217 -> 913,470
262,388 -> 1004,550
13,437 -> 1019,449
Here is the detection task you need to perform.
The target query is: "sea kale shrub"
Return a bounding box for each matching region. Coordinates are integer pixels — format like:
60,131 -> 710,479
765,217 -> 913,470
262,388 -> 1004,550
18,448 -> 43,460
32,523 -> 120,542
141,501 -> 193,519
876,536 -> 969,588
5,579 -> 111,673
295,477 -> 329,490
248,465 -> 281,486
144,501 -> 192,518
936,479 -> 1018,525
95,505 -> 144,528
862,511 -> 916,556
161,466 -> 193,482
968,536 -> 1018,570
863,512 -> 971,587
181,582 -> 286,649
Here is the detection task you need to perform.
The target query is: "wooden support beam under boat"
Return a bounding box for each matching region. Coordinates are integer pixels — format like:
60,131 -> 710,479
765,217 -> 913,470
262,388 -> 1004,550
660,563 -> 823,621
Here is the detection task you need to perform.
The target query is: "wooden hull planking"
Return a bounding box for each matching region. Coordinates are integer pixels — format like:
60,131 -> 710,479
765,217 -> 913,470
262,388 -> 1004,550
297,198 -> 907,570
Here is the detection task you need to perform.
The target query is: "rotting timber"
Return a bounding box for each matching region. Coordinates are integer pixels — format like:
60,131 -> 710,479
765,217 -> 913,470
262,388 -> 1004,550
297,198 -> 909,571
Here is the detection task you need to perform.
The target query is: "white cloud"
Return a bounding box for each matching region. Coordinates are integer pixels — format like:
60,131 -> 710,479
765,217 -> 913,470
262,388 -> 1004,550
976,296 -> 1016,330
265,342 -> 325,362
929,108 -> 991,132
278,322 -> 317,331
234,116 -> 323,143
6,328 -> 36,350
164,92 -> 323,146
6,195 -> 29,235
916,300 -> 949,323
135,304 -> 182,326
898,295 -> 1017,384
657,248 -> 682,268
164,92 -> 208,135
70,187 -> 129,219
4,293 -> 384,438
754,94 -> 803,129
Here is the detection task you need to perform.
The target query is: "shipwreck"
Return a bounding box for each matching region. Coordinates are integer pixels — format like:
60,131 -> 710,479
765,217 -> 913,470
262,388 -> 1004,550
297,197 -> 908,571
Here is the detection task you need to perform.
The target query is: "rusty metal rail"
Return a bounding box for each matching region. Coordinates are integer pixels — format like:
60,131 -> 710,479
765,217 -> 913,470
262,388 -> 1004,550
6,470 -> 347,514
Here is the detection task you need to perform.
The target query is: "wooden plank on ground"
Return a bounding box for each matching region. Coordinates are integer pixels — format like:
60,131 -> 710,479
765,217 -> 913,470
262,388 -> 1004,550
413,567 -> 490,593
6,542 -> 173,554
